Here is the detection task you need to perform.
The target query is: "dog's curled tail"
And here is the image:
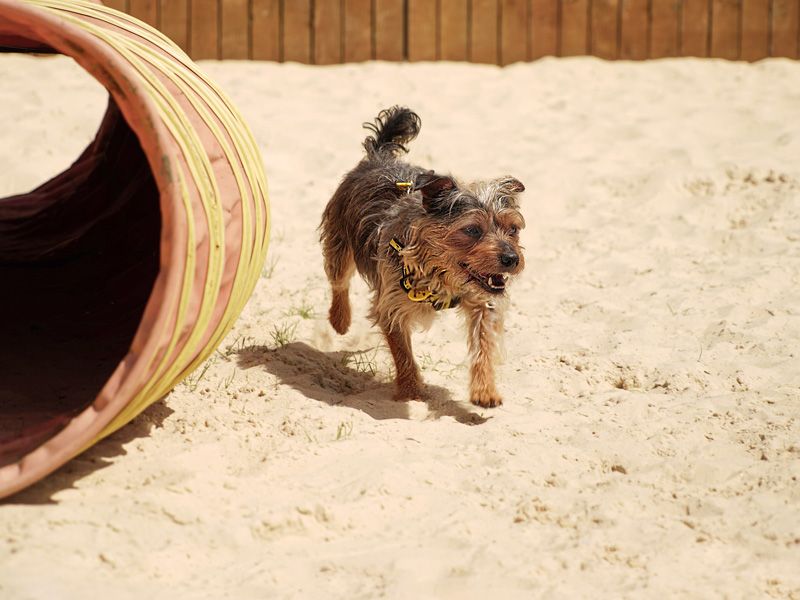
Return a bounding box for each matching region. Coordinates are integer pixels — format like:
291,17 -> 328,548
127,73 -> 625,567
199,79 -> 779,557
362,106 -> 421,159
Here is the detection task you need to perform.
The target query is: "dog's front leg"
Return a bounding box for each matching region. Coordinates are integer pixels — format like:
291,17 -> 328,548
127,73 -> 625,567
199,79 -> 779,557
380,322 -> 422,401
466,303 -> 504,407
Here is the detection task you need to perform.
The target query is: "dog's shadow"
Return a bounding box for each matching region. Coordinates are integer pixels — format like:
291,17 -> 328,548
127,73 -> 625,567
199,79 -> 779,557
236,341 -> 488,425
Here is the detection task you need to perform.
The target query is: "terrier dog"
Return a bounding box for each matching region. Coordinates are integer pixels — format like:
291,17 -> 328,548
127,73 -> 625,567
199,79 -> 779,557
319,107 -> 525,407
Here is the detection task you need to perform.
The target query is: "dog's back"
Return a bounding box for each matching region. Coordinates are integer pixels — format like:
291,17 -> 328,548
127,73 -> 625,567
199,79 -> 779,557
319,107 -> 425,300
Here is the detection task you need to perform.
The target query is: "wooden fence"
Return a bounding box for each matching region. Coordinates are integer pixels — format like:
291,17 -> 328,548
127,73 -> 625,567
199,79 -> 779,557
105,0 -> 800,63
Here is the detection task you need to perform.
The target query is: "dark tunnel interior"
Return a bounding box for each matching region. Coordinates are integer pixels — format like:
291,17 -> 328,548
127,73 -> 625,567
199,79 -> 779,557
0,99 -> 161,465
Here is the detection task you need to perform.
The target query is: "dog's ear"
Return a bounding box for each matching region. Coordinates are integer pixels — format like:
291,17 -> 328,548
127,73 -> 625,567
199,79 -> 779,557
494,177 -> 524,209
416,173 -> 457,213
497,177 -> 525,195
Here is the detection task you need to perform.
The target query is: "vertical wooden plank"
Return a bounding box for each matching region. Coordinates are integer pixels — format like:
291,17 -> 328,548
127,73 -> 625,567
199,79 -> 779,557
314,0 -> 343,63
681,0 -> 709,55
129,0 -> 158,27
344,0 -> 373,61
710,0 -> 740,59
252,0 -> 280,60
284,0 -> 312,63
441,0 -> 469,60
160,0 -> 189,52
471,0 -> 498,63
530,0 -> 559,58
740,0 -> 769,60
771,0 -> 799,57
650,0 -> 680,57
560,0 -> 589,55
591,0 -> 619,59
375,0 -> 405,60
500,0 -> 528,63
104,0 -> 127,13
408,0 -> 437,60
191,0 -> 218,59
620,0 -> 648,59
221,0 -> 249,59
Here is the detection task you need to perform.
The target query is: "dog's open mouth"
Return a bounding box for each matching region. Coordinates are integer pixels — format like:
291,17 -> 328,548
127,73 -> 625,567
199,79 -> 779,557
460,263 -> 509,294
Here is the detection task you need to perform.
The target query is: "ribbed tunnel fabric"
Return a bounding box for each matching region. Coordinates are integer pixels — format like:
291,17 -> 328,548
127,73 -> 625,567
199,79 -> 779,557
0,0 -> 270,499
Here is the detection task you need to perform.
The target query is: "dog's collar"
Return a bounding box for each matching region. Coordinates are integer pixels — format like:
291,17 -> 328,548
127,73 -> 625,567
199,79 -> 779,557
389,238 -> 460,311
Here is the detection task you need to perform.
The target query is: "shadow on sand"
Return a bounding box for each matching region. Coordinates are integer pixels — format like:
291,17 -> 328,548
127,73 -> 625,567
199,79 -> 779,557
237,341 -> 489,426
3,399 -> 174,506
6,340 -> 487,504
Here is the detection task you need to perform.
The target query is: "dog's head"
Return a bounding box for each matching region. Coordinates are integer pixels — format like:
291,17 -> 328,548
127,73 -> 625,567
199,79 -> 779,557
410,172 -> 526,299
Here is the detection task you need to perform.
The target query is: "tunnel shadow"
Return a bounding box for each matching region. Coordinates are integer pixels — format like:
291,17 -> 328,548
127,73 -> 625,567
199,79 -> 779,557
237,341 -> 489,426
2,399 -> 174,505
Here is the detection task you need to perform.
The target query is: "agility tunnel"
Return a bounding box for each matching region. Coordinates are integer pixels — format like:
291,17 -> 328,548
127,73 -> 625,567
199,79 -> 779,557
0,0 -> 269,499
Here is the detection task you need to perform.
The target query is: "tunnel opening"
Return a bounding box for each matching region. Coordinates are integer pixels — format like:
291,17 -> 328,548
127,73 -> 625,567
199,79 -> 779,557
0,0 -> 269,499
0,90 -> 162,467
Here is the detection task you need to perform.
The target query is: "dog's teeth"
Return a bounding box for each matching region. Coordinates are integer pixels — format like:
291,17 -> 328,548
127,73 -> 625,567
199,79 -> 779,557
488,275 -> 506,289
501,273 -> 509,281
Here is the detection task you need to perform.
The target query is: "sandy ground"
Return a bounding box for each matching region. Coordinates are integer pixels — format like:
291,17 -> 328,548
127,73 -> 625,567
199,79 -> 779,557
1,54 -> 800,599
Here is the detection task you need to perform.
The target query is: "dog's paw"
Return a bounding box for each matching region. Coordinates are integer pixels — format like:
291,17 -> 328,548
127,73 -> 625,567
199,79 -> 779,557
394,379 -> 424,402
470,392 -> 503,408
328,307 -> 351,335
329,315 -> 350,335
328,292 -> 351,335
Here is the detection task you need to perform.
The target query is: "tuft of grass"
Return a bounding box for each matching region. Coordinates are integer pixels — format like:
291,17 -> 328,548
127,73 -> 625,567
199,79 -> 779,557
219,368 -> 237,390
335,421 -> 353,441
418,351 -> 459,376
419,351 -> 435,370
184,360 -> 213,392
221,334 -> 253,358
269,321 -> 298,348
261,255 -> 279,279
342,347 -> 379,375
286,300 -> 315,320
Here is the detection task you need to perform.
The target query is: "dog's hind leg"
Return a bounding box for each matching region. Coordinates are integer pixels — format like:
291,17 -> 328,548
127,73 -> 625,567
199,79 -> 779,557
322,233 -> 355,335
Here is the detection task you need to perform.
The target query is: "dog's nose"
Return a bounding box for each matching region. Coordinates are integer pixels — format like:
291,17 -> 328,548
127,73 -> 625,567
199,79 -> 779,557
500,251 -> 519,268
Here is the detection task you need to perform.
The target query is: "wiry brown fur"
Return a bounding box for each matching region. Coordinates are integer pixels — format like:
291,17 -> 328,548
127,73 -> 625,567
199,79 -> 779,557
320,107 -> 525,407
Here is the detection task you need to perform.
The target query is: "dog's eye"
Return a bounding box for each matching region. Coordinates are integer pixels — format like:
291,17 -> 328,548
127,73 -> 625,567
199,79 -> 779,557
509,226 -> 518,236
463,226 -> 482,238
